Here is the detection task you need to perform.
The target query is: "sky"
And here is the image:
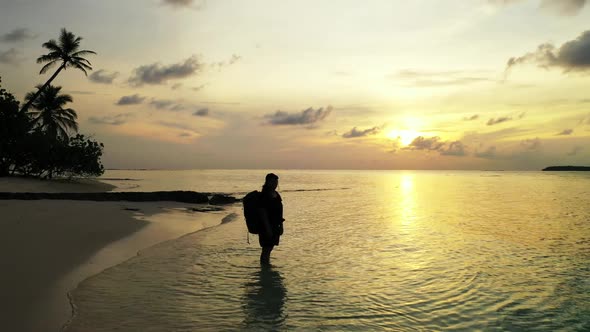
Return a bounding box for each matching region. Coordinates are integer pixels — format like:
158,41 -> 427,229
0,0 -> 589,170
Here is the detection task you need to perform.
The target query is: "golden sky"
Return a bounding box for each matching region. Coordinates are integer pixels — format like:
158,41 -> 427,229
1,0 -> 589,170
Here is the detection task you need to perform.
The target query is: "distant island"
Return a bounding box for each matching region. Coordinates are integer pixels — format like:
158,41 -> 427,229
542,166 -> 590,171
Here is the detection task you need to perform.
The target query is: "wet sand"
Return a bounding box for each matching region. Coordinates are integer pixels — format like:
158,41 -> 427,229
0,177 -> 227,331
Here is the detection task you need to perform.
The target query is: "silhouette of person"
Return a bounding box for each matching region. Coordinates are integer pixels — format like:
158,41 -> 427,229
258,173 -> 284,266
242,267 -> 287,330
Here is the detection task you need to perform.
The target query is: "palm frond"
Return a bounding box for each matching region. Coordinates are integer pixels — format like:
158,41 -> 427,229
58,117 -> 79,132
71,50 -> 96,57
59,29 -> 74,46
71,57 -> 93,67
62,108 -> 78,120
55,124 -> 68,140
72,60 -> 92,72
28,111 -> 41,118
55,116 -> 78,136
71,62 -> 89,76
31,115 -> 43,127
24,91 -> 37,102
54,94 -> 73,105
64,33 -> 81,54
69,120 -> 79,133
37,52 -> 61,64
42,39 -> 61,53
71,58 -> 92,70
39,60 -> 60,74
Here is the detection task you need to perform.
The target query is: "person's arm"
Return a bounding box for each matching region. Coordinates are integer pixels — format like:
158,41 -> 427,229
278,193 -> 285,222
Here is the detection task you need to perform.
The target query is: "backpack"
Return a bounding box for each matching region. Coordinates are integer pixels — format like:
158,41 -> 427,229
243,190 -> 261,234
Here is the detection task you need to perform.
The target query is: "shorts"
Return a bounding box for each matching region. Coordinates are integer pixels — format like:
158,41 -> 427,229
258,224 -> 283,247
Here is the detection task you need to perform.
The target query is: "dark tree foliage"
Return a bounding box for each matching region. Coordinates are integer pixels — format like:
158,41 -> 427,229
0,78 -> 28,176
0,78 -> 105,178
59,134 -> 105,178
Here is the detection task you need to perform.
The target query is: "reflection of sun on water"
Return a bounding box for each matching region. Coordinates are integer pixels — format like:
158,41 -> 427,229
400,173 -> 415,226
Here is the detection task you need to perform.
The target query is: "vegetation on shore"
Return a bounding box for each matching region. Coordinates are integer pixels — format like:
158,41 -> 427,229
542,166 -> 590,171
0,29 -> 104,179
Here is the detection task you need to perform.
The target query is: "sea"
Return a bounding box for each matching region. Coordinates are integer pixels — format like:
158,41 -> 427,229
65,170 -> 590,331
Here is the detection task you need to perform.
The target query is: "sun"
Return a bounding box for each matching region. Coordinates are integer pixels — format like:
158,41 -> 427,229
386,129 -> 420,146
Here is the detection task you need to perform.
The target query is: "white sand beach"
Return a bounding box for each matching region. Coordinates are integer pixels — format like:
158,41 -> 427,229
0,177 -> 229,332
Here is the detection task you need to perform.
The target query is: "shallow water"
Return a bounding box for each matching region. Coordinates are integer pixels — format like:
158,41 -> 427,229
67,170 -> 590,331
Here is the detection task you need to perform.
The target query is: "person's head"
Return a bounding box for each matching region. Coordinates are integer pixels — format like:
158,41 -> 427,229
263,173 -> 279,191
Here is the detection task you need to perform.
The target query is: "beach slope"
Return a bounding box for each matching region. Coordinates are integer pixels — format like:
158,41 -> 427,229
0,177 -> 227,332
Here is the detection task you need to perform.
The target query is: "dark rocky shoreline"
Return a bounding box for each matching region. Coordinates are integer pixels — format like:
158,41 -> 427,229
0,191 -> 240,205
542,166 -> 590,171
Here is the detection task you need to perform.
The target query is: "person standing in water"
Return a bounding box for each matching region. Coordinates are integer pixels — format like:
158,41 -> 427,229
258,173 -> 284,265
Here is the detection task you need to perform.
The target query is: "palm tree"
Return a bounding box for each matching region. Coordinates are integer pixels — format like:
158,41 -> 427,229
20,28 -> 95,113
24,85 -> 78,140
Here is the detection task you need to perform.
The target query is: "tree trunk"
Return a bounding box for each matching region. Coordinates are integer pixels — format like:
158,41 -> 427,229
19,63 -> 66,113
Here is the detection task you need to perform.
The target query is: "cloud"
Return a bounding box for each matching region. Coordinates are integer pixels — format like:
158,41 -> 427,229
157,121 -> 198,133
505,30 -> 590,75
193,84 -> 206,91
129,55 -> 202,86
463,114 -> 479,121
325,130 -> 339,136
210,54 -> 242,70
557,128 -> 574,135
567,146 -> 584,156
489,0 -> 588,15
342,126 -> 381,138
162,0 -> 206,9
89,113 -> 133,125
520,137 -> 541,150
390,70 -> 493,87
540,0 -> 587,16
193,108 -> 209,116
68,90 -> 95,95
405,136 -> 445,151
462,127 -> 532,143
440,141 -> 467,156
146,98 -> 190,111
0,48 -> 22,64
404,136 -> 469,157
150,99 -> 177,110
171,104 -> 186,111
89,69 -> 119,84
475,146 -> 497,159
116,94 -> 146,105
264,106 -> 333,126
0,28 -> 36,42
201,100 -> 240,105
229,54 -> 241,64
487,117 -> 512,126
389,140 -> 402,154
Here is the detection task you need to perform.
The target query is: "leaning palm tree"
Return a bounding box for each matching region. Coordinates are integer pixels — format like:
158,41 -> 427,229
20,28 -> 95,113
24,85 -> 78,140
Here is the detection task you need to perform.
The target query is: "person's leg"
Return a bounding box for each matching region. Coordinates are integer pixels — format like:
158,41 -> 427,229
260,246 -> 273,265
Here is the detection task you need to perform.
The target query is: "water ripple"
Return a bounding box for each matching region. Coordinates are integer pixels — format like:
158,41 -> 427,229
67,171 -> 590,331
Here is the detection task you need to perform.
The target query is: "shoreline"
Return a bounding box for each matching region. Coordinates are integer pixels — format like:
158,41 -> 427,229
0,177 -> 237,332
